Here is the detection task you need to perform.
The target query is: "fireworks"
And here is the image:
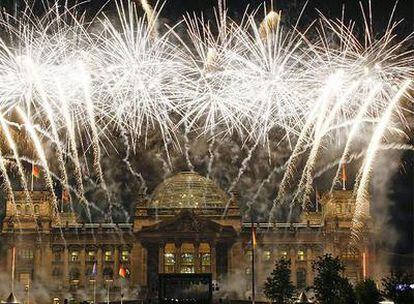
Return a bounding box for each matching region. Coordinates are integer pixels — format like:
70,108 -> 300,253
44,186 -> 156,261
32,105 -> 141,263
0,0 -> 412,244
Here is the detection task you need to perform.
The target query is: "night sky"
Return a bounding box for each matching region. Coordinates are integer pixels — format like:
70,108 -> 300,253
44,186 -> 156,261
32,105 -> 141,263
0,0 -> 413,262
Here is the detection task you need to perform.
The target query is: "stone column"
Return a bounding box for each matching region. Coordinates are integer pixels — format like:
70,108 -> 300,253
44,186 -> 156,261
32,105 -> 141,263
158,243 -> 165,274
194,243 -> 200,273
80,247 -> 86,287
63,246 -> 69,287
97,247 -> 103,286
210,242 -> 217,280
174,243 -> 181,273
130,243 -> 141,286
114,246 -> 119,276
306,247 -> 313,287
290,248 -> 297,286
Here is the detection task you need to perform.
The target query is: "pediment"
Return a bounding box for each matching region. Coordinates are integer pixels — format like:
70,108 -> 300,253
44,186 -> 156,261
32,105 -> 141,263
139,209 -> 236,236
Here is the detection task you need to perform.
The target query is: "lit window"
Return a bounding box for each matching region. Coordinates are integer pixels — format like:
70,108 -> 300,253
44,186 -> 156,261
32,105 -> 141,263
245,267 -> 251,275
201,253 -> 211,273
104,250 -> 113,262
280,251 -> 288,259
180,243 -> 195,274
87,250 -> 96,261
199,243 -> 211,273
263,250 -> 271,261
164,243 -> 176,273
19,249 -> 34,260
164,253 -> 176,273
297,250 -> 305,261
121,250 -> 129,262
70,251 -> 79,262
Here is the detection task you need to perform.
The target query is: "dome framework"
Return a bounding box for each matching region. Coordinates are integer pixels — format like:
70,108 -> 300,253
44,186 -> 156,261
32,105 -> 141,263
150,172 -> 229,209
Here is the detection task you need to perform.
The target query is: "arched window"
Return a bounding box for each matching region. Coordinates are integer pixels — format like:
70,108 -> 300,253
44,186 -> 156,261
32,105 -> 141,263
34,205 -> 40,215
16,205 -> 22,214
296,268 -> 307,290
25,205 -> 30,214
200,243 -> 211,273
180,243 -> 195,273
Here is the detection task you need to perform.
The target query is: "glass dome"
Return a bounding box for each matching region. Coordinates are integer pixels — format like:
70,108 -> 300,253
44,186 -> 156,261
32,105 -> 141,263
150,172 -> 228,209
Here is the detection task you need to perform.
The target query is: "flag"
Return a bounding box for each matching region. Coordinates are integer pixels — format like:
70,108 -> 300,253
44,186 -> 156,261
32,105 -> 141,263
62,190 -> 70,203
251,224 -> 257,249
32,165 -> 40,178
119,265 -> 127,278
91,262 -> 97,277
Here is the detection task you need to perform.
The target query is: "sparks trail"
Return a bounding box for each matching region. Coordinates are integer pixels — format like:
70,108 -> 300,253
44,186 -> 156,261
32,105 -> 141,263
121,127 -> 148,195
0,0 -> 411,243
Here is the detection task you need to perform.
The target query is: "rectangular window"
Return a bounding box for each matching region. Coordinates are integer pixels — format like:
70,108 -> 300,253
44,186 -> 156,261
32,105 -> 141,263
87,251 -> 96,262
280,251 -> 288,259
121,250 -> 129,262
263,250 -> 271,261
297,250 -> 305,261
70,251 -> 79,262
104,250 -> 113,262
19,249 -> 34,260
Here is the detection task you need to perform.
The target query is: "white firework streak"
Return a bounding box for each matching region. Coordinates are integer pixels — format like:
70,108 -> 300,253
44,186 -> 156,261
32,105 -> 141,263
352,80 -> 411,243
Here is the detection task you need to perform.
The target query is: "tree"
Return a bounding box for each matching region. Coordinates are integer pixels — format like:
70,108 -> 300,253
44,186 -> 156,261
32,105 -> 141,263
312,254 -> 356,304
355,278 -> 382,304
382,271 -> 414,304
264,258 -> 295,303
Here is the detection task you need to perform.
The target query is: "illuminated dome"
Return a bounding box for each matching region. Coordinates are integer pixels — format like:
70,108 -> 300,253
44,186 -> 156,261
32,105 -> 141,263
150,172 -> 228,209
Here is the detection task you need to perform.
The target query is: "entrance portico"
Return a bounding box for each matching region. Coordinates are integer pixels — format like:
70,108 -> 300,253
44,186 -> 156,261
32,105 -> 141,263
138,210 -> 237,290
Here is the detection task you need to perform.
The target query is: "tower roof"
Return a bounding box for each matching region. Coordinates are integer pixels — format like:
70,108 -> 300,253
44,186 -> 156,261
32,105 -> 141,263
150,171 -> 228,209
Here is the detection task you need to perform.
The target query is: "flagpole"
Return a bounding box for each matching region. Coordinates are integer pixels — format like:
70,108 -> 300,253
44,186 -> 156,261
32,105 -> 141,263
251,216 -> 255,304
106,280 -> 110,304
120,278 -> 123,304
11,246 -> 16,293
31,163 -> 34,191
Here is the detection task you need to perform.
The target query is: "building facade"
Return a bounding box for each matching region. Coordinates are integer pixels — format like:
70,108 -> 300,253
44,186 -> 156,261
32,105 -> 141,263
0,171 -> 375,303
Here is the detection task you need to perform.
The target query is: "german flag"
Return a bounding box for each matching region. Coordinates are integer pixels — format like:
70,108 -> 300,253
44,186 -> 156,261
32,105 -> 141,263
119,265 -> 127,278
251,224 -> 257,249
62,190 -> 70,203
32,165 -> 40,178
